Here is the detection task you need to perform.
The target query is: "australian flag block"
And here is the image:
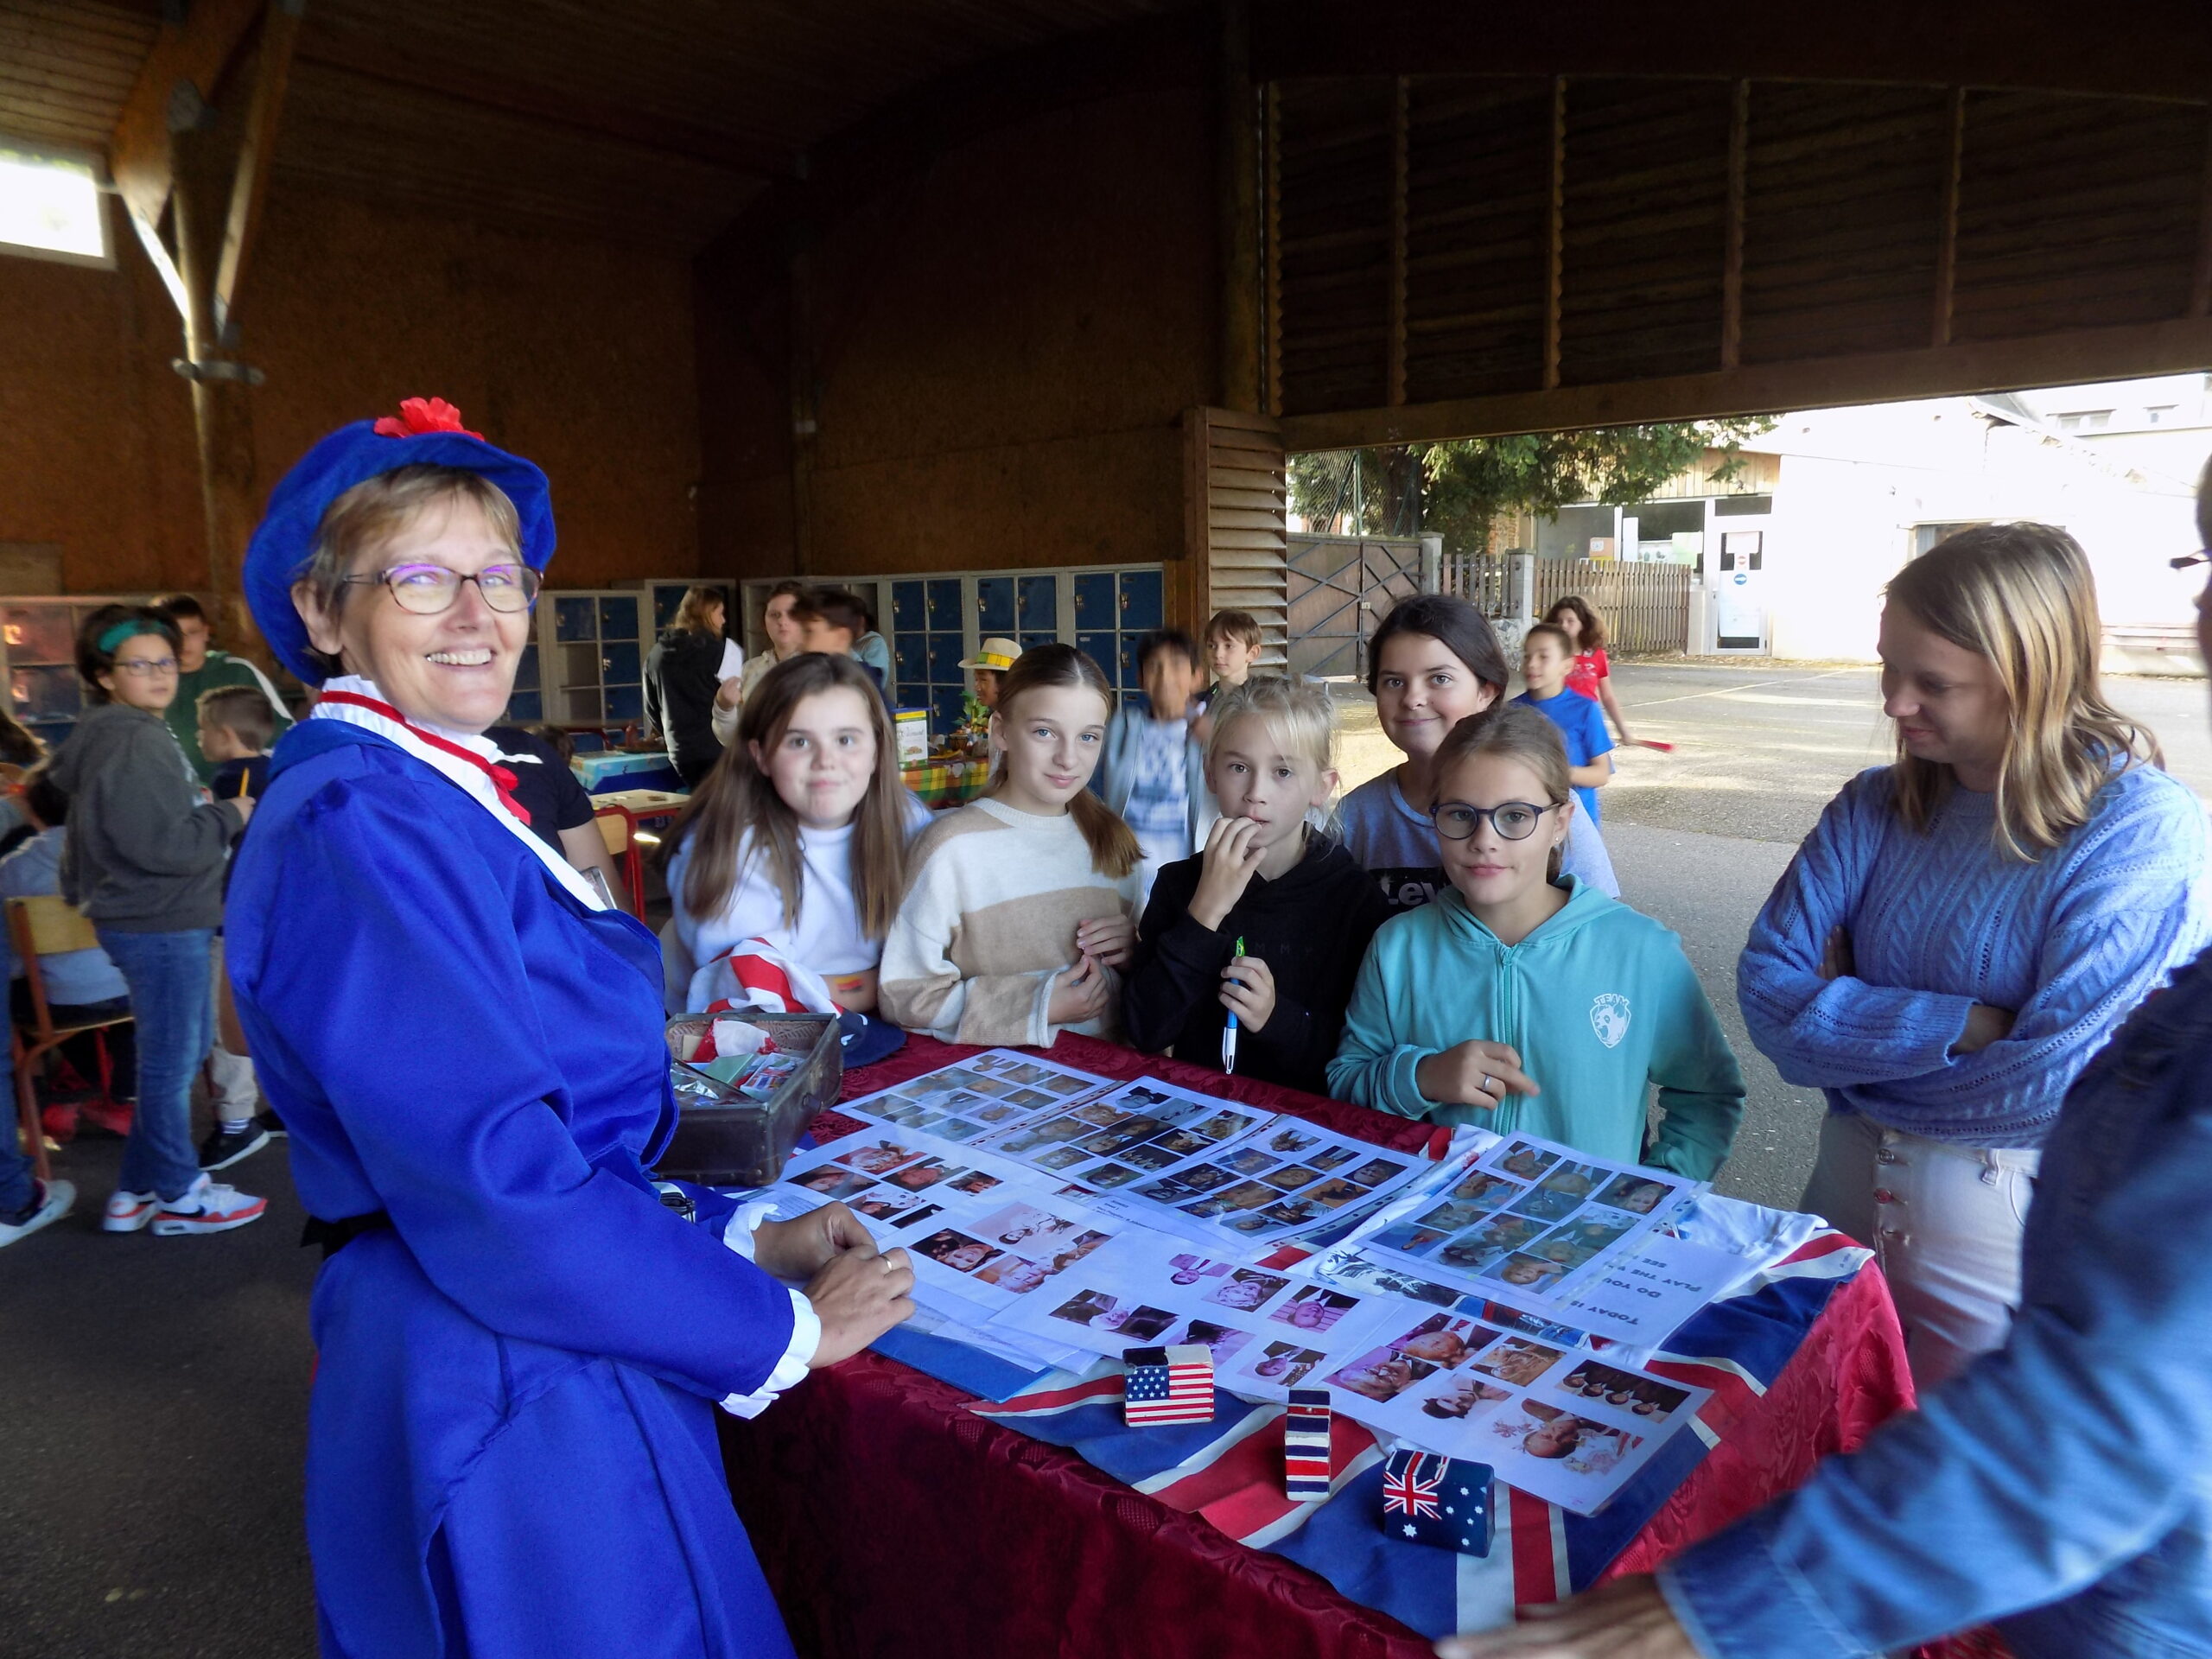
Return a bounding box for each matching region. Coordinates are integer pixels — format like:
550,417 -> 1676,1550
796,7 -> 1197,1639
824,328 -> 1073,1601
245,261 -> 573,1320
1123,1344 -> 1214,1426
1380,1447 -> 1494,1556
1284,1388 -> 1332,1502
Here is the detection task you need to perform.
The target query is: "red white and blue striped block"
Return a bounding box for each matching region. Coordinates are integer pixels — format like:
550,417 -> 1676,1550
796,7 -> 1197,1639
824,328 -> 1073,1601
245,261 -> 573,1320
1284,1388 -> 1333,1501
1124,1344 -> 1216,1425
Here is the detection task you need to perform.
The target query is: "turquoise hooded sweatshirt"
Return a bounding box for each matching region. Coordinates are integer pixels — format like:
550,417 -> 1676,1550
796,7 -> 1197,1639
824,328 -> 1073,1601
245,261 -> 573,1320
1327,878 -> 1745,1179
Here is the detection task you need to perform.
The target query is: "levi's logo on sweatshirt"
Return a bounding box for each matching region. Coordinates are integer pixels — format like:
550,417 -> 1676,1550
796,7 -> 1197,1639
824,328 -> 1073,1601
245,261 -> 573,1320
1590,994 -> 1631,1049
1373,867 -> 1443,913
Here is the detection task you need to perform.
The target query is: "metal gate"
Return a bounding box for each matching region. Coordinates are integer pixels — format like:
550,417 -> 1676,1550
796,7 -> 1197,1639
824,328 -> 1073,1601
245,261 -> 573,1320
1284,533 -> 1438,679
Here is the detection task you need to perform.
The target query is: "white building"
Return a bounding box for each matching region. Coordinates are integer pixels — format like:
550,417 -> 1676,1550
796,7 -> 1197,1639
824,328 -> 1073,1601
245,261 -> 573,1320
1536,375 -> 2211,669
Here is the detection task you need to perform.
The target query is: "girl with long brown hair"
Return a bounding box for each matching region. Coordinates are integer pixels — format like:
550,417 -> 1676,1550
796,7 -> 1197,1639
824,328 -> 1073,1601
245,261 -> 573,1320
880,644 -> 1141,1046
664,652 -> 925,1012
1739,522 -> 2208,1386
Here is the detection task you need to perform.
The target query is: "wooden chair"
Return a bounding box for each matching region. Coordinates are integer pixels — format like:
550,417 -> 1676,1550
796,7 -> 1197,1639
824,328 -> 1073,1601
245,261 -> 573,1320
9,896 -> 133,1184
594,808 -> 645,916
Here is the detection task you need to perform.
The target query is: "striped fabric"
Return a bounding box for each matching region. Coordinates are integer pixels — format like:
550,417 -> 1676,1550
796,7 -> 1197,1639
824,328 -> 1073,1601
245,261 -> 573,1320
973,1232 -> 1874,1640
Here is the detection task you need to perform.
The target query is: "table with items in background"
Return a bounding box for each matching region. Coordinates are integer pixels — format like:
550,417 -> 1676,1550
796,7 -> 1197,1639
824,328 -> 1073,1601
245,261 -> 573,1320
573,747 -> 685,796
718,1033 -> 2005,1659
588,787 -> 687,914
899,755 -> 991,811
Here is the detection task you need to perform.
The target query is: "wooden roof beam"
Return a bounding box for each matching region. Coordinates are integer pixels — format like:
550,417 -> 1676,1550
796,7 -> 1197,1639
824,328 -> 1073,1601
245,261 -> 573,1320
1280,315 -> 2212,451
109,0 -> 265,239
1251,1 -> 2212,105
295,24 -> 786,177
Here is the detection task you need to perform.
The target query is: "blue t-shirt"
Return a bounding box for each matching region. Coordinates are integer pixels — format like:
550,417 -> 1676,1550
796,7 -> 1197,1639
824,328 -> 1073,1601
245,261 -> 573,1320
1514,687 -> 1614,826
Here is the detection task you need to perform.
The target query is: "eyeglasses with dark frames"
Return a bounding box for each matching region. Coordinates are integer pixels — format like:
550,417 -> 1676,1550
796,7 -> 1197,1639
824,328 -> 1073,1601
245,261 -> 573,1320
1431,800 -> 1558,842
340,562 -> 541,615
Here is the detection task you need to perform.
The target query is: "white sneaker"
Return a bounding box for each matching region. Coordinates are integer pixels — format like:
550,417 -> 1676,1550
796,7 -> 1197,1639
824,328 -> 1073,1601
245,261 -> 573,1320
0,1179 -> 74,1249
150,1173 -> 266,1236
103,1187 -> 162,1233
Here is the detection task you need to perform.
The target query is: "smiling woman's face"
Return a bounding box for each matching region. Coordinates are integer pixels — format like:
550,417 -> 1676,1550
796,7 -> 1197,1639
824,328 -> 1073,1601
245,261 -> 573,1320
299,496 -> 528,734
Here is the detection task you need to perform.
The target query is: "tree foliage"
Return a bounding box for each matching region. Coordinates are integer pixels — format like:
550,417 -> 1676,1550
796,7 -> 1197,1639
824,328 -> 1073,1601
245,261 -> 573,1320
1289,417 -> 1777,551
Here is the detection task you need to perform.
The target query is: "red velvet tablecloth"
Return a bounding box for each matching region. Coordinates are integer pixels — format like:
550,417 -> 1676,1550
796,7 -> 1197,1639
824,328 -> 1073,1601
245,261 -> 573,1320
718,1034 -> 1935,1658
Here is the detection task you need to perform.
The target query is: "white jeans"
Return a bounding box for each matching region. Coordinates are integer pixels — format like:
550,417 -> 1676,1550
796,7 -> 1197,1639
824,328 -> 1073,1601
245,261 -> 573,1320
1802,1110 -> 2039,1389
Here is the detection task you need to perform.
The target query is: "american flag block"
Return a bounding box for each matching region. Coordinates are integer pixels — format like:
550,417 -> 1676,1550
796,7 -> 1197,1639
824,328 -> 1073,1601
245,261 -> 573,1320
1381,1448 -> 1493,1556
1283,1388 -> 1333,1501
1123,1344 -> 1215,1426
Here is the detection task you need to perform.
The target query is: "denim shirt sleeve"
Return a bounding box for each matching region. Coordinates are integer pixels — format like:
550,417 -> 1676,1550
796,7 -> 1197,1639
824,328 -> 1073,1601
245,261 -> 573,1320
1738,773 -> 1977,1089
1660,994 -> 2212,1656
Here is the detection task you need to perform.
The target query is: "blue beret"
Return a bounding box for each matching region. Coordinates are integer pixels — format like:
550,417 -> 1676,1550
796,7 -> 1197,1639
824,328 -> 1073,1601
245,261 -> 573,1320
244,398 -> 555,684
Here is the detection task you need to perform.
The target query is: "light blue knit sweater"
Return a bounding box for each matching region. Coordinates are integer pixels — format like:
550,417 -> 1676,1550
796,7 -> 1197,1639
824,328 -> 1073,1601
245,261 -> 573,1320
1738,763 -> 2208,1148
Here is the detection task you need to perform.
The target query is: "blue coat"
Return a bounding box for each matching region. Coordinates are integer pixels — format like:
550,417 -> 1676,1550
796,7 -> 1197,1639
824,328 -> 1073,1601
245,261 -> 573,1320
226,720 -> 799,1659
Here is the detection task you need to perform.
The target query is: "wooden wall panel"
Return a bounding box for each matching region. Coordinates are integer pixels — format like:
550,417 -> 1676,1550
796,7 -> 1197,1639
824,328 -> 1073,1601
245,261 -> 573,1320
1181,408 -> 1287,659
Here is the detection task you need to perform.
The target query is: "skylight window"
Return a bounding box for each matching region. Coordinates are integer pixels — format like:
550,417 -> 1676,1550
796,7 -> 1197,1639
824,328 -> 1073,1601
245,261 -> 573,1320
0,144 -> 111,268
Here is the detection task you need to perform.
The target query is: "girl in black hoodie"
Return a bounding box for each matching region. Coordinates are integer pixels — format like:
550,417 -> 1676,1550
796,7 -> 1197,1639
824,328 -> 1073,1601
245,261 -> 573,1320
1122,677 -> 1388,1096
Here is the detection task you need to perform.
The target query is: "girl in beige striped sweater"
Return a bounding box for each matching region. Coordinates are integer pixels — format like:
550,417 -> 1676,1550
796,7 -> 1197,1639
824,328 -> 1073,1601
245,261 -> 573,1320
880,645 -> 1141,1046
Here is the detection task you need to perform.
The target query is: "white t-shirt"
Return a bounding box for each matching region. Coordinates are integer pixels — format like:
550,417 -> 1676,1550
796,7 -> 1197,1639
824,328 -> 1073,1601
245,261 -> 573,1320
669,794 -> 932,1007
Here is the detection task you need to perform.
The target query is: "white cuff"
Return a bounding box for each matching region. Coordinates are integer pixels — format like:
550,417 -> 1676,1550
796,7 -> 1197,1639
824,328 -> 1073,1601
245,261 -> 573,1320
717,1202 -> 823,1418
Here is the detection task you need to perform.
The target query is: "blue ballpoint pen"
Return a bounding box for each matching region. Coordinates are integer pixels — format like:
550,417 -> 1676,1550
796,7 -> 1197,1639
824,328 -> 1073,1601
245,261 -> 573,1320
1222,937 -> 1246,1075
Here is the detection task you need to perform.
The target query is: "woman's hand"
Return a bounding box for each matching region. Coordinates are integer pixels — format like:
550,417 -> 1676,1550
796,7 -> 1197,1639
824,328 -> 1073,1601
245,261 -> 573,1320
714,677 -> 745,710
1436,1576 -> 1700,1659
1415,1040 -> 1540,1110
1047,955 -> 1111,1027
232,795 -> 257,826
803,1241 -> 916,1369
1954,1003 -> 2016,1055
751,1201 -> 874,1282
1819,925 -> 1855,982
1220,955 -> 1277,1033
1190,817 -> 1268,931
1075,914 -> 1135,970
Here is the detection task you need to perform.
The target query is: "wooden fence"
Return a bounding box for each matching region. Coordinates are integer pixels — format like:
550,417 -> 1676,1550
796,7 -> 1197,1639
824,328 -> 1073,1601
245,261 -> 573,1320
1533,560 -> 1691,654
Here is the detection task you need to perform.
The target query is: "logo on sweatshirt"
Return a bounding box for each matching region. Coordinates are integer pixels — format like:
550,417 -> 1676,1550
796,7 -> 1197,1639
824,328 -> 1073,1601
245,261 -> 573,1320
1590,994 -> 1631,1049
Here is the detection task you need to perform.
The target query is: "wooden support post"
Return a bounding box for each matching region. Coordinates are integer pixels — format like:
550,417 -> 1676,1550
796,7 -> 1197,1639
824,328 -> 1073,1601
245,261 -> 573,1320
171,103 -> 260,632
1932,86 -> 1966,350
1721,79 -> 1748,371
1542,76 -> 1567,391
1263,81 -> 1283,418
788,232 -> 818,576
2191,108 -> 2212,319
1387,76 -> 1409,407
214,0 -> 302,334
1217,0 -> 1263,414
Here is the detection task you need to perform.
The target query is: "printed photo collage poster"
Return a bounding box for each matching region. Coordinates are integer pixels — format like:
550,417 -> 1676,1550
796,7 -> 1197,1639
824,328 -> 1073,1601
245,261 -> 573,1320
1313,1132 -> 1712,1346
973,1074 -> 1433,1249
987,1227 -> 1711,1516
767,1051 -> 1127,1335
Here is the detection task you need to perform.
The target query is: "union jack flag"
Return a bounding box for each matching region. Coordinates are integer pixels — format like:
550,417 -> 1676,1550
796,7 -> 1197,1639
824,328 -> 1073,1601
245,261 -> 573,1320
972,1229 -> 1882,1641
1382,1452 -> 1445,1521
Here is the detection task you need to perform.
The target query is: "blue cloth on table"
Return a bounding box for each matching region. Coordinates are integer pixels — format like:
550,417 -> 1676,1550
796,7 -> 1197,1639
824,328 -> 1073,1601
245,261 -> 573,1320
227,719 -> 798,1659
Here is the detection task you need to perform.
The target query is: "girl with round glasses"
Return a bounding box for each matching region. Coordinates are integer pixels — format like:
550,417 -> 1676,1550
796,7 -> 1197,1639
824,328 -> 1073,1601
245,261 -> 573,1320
1330,703 -> 1744,1179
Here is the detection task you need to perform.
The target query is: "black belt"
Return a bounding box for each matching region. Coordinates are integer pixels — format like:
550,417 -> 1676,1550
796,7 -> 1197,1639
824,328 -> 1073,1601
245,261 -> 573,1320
301,1211 -> 392,1259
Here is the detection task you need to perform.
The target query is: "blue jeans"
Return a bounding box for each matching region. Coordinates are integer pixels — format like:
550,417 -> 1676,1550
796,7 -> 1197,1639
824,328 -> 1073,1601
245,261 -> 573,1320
0,1126 -> 31,1215
98,927 -> 213,1202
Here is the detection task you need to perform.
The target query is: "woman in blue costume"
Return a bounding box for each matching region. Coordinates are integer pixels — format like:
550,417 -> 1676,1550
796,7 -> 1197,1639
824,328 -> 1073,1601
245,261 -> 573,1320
225,397 -> 915,1658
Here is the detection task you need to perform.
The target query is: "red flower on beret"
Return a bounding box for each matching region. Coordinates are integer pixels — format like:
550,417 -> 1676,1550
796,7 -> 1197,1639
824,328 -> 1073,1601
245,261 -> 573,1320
372,397 -> 483,441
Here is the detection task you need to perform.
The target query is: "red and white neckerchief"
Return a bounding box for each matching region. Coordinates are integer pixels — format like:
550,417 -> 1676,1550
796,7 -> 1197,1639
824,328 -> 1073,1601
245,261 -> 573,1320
308,676 -> 609,910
